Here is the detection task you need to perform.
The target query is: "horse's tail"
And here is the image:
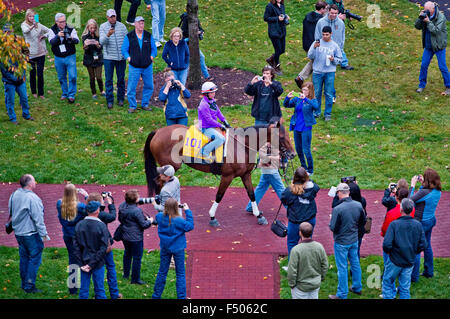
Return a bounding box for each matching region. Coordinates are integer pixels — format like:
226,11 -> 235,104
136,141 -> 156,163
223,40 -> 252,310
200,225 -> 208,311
144,131 -> 158,197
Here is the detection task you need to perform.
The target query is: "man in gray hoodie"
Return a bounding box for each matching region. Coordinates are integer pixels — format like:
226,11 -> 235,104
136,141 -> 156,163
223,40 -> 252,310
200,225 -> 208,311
308,25 -> 342,121
8,174 -> 49,293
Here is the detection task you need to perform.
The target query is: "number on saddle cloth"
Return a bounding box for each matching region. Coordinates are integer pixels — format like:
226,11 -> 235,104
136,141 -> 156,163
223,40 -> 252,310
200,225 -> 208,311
182,125 -> 226,163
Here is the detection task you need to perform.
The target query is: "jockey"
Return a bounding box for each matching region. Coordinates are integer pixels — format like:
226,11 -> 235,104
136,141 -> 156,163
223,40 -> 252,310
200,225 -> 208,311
197,81 -> 231,162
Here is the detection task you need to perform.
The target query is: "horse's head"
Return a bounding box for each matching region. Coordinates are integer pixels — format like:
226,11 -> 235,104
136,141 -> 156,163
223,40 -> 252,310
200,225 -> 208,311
268,118 -> 296,164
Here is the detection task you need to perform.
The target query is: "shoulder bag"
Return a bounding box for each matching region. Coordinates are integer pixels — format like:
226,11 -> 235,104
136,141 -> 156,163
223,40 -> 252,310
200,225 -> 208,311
270,202 -> 287,237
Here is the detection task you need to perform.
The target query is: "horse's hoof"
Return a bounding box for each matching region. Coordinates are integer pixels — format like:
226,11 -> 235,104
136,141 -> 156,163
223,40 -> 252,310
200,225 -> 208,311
257,216 -> 268,225
209,219 -> 220,227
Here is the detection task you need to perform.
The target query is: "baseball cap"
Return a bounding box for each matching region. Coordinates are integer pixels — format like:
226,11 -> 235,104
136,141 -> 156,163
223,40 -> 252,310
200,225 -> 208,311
86,201 -> 101,213
157,165 -> 175,177
106,9 -> 116,17
134,16 -> 145,23
336,183 -> 350,192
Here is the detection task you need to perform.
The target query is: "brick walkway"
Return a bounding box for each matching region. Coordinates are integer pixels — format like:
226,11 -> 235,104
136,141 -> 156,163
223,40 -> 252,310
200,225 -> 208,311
1,183 -> 449,298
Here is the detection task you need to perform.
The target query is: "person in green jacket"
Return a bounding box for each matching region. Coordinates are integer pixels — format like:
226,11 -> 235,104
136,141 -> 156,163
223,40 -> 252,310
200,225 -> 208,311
287,222 -> 328,299
414,1 -> 449,95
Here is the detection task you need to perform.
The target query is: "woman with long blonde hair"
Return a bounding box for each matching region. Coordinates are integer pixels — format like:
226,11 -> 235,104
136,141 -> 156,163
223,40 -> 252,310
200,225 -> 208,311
152,198 -> 194,299
281,167 -> 320,257
82,19 -> 104,99
56,184 -> 89,294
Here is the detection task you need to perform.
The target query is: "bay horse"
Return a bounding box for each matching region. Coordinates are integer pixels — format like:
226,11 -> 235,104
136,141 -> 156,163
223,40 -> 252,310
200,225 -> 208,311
143,120 -> 295,227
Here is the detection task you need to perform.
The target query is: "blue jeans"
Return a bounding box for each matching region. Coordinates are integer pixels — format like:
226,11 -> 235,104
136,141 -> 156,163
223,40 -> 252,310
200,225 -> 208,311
419,48 -> 450,89
166,117 -> 188,126
54,54 -> 77,99
152,249 -> 186,299
340,49 -> 349,67
15,233 -> 44,291
293,129 -> 313,174
334,241 -> 362,299
382,257 -> 413,299
151,0 -> 166,42
312,72 -> 335,118
411,216 -> 435,281
245,171 -> 285,212
173,68 -> 189,86
127,64 -> 154,109
3,81 -> 31,122
201,127 -> 225,157
123,240 -> 143,282
104,250 -> 120,299
287,217 -> 316,258
184,39 -> 209,78
104,59 -> 126,105
254,119 -> 270,126
79,265 -> 107,299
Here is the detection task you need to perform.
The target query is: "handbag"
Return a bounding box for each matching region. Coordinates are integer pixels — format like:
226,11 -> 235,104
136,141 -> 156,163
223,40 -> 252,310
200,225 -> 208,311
113,224 -> 124,242
364,216 -> 373,234
270,202 -> 287,238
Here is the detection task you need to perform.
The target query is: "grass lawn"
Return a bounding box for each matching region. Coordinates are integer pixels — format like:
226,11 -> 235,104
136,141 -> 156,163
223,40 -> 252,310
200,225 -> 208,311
0,0 -> 448,190
279,255 -> 450,299
0,246 -> 177,299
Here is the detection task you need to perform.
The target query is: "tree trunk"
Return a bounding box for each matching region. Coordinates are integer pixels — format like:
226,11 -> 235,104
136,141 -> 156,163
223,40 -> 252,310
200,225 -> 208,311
186,0 -> 202,90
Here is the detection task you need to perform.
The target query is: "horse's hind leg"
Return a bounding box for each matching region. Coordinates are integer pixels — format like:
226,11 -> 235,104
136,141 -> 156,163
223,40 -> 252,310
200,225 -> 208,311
208,175 -> 233,227
241,173 -> 268,225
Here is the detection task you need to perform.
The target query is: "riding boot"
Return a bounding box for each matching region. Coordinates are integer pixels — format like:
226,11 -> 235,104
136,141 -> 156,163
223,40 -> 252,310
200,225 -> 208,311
274,64 -> 283,76
265,55 -> 275,68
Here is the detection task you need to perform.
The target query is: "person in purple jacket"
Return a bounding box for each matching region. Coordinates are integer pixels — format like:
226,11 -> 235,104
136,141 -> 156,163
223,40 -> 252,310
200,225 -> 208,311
197,81 -> 231,162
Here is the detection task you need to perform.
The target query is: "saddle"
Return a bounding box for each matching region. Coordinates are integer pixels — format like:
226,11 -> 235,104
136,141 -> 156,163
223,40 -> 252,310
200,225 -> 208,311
182,125 -> 228,166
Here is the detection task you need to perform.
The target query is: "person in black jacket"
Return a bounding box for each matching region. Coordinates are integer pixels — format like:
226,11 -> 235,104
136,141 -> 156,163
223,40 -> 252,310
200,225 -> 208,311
295,1 -> 327,88
264,0 -> 290,75
118,189 -> 153,285
281,167 -> 320,257
82,19 -> 105,100
382,198 -> 427,299
245,65 -> 283,126
73,201 -> 110,299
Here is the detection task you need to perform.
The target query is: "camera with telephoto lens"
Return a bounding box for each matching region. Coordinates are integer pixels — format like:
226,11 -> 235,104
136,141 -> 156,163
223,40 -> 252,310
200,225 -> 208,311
390,183 -> 397,192
419,10 -> 430,20
341,176 -> 356,183
138,195 -> 161,205
102,191 -> 112,198
170,79 -> 180,90
345,10 -> 362,22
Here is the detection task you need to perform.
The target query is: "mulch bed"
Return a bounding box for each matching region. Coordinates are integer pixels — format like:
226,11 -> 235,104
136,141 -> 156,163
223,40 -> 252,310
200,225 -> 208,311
134,67 -> 256,109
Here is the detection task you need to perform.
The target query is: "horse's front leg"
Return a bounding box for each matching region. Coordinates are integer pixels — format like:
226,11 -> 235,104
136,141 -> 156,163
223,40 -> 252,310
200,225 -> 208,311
241,173 -> 268,225
208,175 -> 233,227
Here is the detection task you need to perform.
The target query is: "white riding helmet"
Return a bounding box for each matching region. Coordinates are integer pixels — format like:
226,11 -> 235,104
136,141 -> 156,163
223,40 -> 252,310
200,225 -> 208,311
201,81 -> 218,94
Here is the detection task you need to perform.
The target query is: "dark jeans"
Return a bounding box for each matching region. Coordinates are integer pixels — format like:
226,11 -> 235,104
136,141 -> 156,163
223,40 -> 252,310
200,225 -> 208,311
115,0 -> 141,23
293,129 -> 313,174
104,59 -> 126,105
63,235 -> 78,294
29,55 -> 45,96
104,250 -> 120,299
269,36 -> 286,65
412,216 -> 436,281
123,240 -> 143,282
287,217 -> 316,258
152,249 -> 186,299
15,233 -> 44,291
166,117 -> 188,126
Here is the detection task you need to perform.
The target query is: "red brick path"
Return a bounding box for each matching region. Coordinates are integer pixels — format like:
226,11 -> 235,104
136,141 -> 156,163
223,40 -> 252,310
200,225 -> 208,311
1,183 -> 449,299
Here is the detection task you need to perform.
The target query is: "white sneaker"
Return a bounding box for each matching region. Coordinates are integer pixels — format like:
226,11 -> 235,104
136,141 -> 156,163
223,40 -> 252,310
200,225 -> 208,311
125,21 -> 135,26
155,41 -> 162,48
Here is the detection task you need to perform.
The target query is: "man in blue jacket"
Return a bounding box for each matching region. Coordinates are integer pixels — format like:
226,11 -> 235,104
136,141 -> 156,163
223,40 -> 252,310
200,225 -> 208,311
382,198 -> 427,299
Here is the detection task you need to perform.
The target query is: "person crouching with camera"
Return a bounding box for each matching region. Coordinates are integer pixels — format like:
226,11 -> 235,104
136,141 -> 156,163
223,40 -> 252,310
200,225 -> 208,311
152,198 -> 194,299
49,13 -> 79,103
118,189 -> 153,285
159,71 -> 191,126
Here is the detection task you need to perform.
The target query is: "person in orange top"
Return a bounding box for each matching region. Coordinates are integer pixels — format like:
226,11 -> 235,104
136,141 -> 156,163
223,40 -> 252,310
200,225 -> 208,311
381,188 -> 415,237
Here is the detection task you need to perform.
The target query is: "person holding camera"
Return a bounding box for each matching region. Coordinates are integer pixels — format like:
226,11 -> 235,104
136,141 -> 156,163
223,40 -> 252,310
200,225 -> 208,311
118,189 -> 154,285
49,13 -> 79,104
121,16 -> 157,113
414,2 -> 449,95
281,167 -> 320,257
56,184 -> 89,295
245,65 -> 283,126
21,9 -> 51,99
100,9 -> 128,109
87,192 -> 122,299
152,198 -> 194,299
308,25 -> 342,121
264,0 -> 290,75
283,82 -> 319,176
328,182 -> 365,299
82,19 -> 105,100
382,178 -> 409,212
150,165 -> 181,213
409,168 -> 442,282
159,71 -> 191,126
162,27 -> 190,86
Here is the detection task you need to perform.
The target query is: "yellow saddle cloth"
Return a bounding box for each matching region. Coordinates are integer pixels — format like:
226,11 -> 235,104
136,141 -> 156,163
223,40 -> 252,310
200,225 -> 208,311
182,125 -> 226,163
